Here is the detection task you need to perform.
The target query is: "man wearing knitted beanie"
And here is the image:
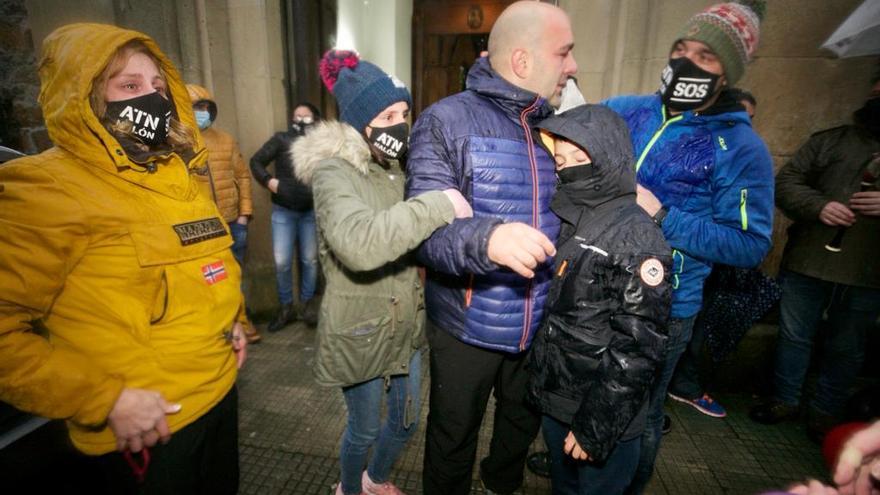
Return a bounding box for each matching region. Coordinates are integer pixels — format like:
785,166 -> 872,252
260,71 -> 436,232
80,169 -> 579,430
604,2 -> 774,493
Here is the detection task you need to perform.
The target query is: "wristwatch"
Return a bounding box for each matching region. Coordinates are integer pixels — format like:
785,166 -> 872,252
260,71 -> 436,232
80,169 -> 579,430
652,207 -> 668,227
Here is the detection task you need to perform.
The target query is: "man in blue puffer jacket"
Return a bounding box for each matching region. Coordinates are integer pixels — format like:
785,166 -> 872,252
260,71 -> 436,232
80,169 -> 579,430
405,2 -> 577,494
603,2 -> 774,493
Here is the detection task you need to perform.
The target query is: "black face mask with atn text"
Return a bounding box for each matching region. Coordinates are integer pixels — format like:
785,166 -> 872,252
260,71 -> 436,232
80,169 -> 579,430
659,57 -> 721,112
367,122 -> 409,161
105,91 -> 172,147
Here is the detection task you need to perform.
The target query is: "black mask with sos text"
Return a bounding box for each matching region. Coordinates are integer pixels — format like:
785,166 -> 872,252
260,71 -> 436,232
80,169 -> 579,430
105,91 -> 172,146
367,122 -> 409,160
659,57 -> 721,112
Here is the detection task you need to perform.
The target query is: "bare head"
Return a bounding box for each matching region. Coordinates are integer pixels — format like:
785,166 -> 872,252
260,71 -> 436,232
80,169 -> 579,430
487,1 -> 577,107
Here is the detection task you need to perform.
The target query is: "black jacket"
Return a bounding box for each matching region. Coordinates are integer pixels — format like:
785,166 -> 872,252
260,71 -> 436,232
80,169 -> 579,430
527,105 -> 672,463
250,127 -> 314,211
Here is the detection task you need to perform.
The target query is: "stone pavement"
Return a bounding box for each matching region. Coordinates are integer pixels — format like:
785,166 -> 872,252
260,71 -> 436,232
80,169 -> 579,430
238,320 -> 829,495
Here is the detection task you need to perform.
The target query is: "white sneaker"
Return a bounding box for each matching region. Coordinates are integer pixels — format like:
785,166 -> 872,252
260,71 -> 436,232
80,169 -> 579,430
361,471 -> 405,495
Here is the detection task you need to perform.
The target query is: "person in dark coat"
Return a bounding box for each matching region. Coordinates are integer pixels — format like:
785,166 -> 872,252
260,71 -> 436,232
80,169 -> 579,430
527,104 -> 672,495
250,102 -> 322,330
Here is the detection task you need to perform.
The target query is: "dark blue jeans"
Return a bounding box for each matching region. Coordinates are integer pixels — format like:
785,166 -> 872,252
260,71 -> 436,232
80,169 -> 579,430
542,415 -> 640,495
338,351 -> 422,495
626,316 -> 696,495
271,205 -> 318,305
773,270 -> 880,416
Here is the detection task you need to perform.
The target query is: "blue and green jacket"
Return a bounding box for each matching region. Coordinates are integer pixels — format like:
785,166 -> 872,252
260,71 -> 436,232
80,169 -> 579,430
604,92 -> 774,318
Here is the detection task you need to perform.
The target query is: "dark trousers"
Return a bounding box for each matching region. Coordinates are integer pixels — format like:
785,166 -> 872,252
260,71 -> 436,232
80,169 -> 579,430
423,323 -> 540,495
94,386 -> 239,495
542,415 -> 641,495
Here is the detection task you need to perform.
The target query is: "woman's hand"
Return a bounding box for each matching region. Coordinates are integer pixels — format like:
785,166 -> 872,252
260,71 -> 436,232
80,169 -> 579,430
268,178 -> 279,194
564,431 -> 591,461
231,321 -> 248,369
108,388 -> 181,452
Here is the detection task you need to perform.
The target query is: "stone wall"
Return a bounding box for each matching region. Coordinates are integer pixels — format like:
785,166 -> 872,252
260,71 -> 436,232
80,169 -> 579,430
0,0 -> 48,154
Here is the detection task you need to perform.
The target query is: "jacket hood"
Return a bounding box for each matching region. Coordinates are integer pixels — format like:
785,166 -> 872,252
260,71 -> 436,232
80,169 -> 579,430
291,120 -> 372,186
38,23 -> 204,175
186,83 -> 218,121
538,104 -> 636,211
466,56 -> 554,123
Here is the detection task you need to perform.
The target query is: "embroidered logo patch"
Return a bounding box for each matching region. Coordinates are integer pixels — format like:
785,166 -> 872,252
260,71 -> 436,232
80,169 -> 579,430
173,217 -> 227,245
640,258 -> 665,287
201,261 -> 228,285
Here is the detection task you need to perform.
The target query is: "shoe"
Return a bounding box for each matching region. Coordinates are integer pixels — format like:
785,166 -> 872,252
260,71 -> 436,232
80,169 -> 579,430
806,409 -> 838,444
302,297 -> 320,327
361,471 -> 405,495
668,392 -> 727,418
334,482 -> 365,495
243,321 -> 262,343
749,400 -> 798,425
267,304 -> 297,333
662,414 -> 672,434
526,451 -> 551,478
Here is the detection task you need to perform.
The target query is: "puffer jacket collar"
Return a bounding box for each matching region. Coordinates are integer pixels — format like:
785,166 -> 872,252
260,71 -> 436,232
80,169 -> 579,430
291,120 -> 373,186
466,56 -> 555,124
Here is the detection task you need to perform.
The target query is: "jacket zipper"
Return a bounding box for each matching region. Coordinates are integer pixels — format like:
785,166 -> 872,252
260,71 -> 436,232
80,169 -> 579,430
739,188 -> 749,230
518,97 -> 542,351
635,105 -> 683,172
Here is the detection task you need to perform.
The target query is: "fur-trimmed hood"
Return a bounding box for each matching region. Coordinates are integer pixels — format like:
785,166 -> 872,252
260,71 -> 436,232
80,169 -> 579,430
291,120 -> 372,186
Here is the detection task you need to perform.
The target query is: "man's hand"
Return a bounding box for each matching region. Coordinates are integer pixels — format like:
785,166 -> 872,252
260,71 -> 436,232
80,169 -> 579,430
487,223 -> 556,279
108,388 -> 181,453
850,191 -> 880,217
833,421 -> 880,495
636,184 -> 663,217
442,188 -> 473,219
235,215 -> 249,225
820,201 -> 857,227
231,321 -> 248,369
268,178 -> 279,194
564,431 -> 591,461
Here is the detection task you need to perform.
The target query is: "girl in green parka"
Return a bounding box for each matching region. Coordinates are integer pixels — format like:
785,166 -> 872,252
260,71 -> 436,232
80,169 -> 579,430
291,50 -> 471,495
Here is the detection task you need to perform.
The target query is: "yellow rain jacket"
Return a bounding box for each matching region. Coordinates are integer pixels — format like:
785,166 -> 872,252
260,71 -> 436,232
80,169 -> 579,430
0,23 -> 241,455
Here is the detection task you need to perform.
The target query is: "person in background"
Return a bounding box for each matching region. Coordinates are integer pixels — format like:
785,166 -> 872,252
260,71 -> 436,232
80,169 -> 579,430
603,2 -> 775,492
251,102 -> 322,331
749,76 -> 880,442
527,104 -> 672,495
188,83 -> 260,343
294,49 -> 471,495
0,23 -> 246,493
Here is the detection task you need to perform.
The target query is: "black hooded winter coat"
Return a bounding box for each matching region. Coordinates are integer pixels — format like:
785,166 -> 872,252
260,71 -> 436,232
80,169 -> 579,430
527,105 -> 672,463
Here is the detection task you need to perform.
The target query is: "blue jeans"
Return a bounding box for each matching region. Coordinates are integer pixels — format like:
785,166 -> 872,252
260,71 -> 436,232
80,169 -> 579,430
229,221 -> 248,268
626,315 -> 696,495
271,205 -> 318,305
542,415 -> 641,495
339,352 -> 422,495
774,270 -> 880,416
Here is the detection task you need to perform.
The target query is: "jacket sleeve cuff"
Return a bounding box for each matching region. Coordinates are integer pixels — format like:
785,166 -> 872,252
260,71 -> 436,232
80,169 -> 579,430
70,375 -> 125,428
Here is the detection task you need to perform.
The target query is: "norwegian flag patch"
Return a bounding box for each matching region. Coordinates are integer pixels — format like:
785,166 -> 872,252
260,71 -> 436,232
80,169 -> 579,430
201,261 -> 228,285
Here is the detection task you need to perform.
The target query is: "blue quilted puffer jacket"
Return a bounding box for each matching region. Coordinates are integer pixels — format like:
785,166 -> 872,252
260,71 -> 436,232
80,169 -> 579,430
604,93 -> 774,318
405,56 -> 559,353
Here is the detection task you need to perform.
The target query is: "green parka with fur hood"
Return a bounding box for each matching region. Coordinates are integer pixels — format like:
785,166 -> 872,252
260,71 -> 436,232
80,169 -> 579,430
291,121 -> 454,387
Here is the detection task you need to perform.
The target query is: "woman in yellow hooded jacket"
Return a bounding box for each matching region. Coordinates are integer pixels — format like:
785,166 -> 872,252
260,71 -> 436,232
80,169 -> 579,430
0,23 -> 246,493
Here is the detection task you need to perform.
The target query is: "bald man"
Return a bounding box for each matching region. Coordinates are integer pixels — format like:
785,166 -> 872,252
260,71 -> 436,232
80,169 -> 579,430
405,2 -> 577,494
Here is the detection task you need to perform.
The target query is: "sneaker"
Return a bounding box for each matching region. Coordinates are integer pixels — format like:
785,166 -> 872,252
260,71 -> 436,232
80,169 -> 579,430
749,400 -> 798,425
361,471 -> 405,495
526,451 -> 551,478
267,303 -> 297,333
334,482 -> 365,495
668,392 -> 727,418
662,414 -> 672,434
